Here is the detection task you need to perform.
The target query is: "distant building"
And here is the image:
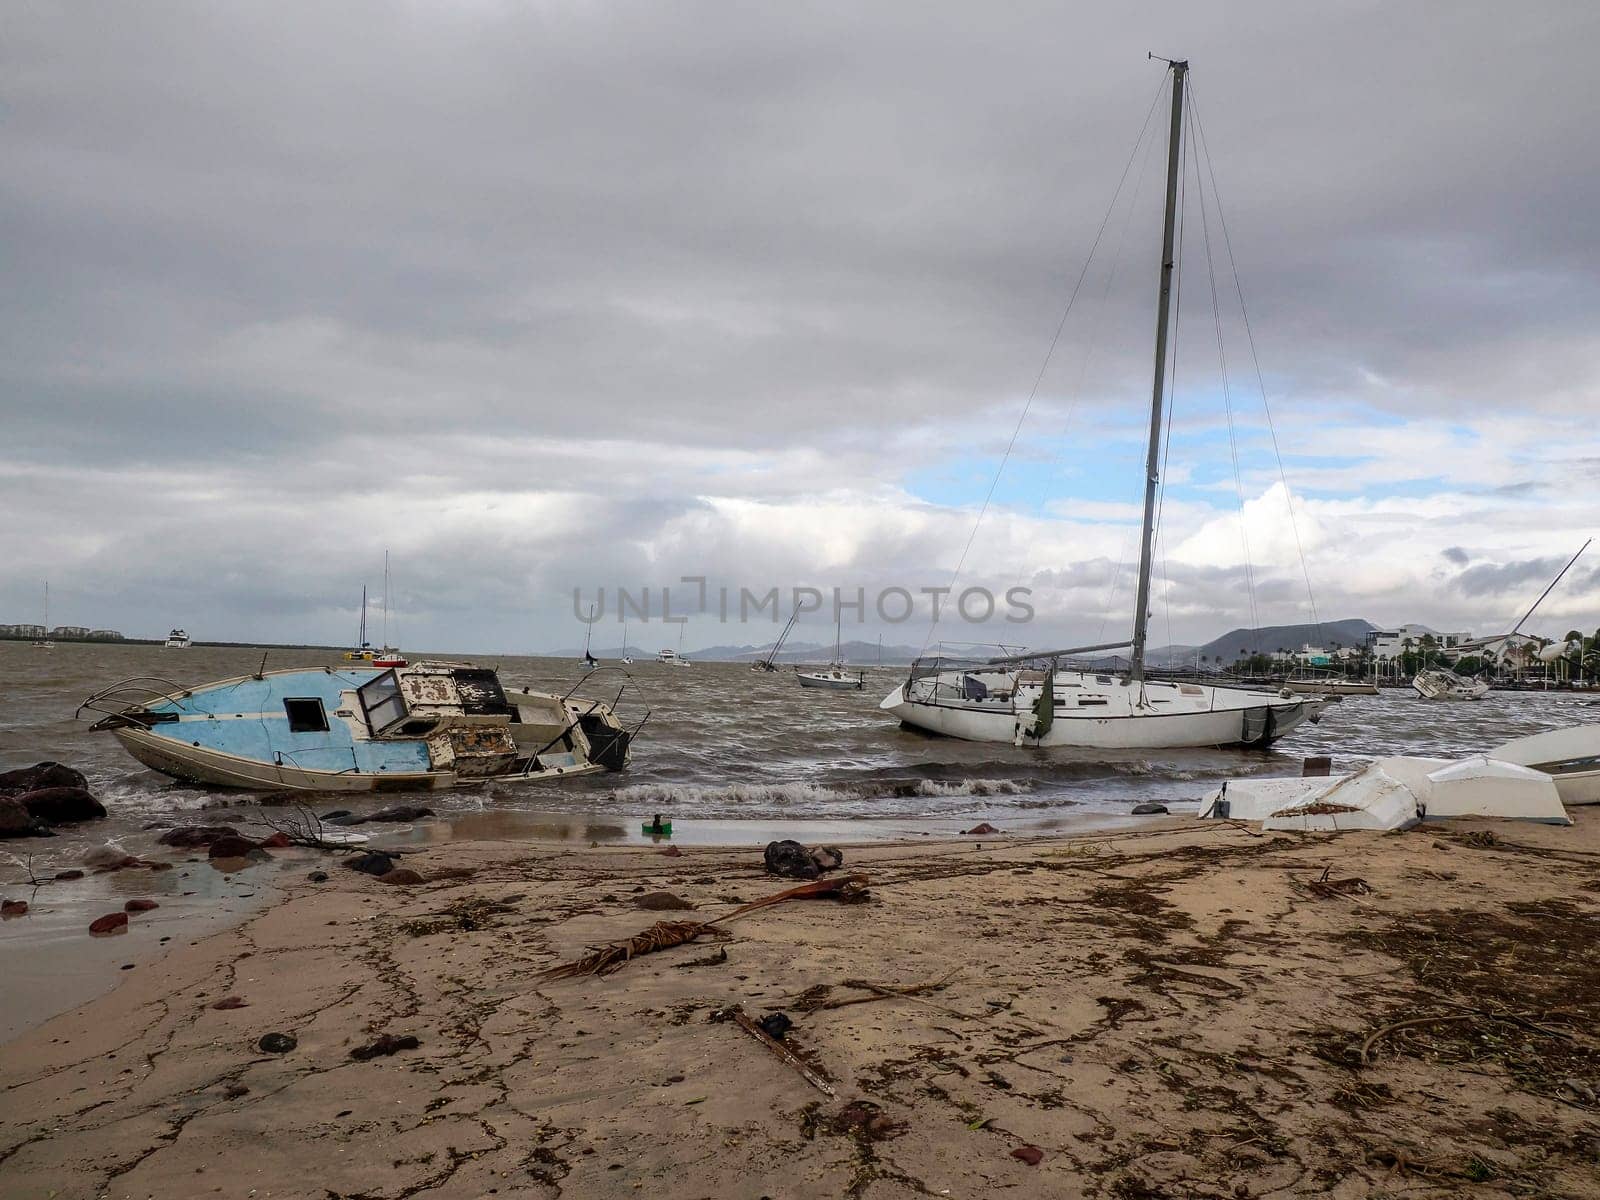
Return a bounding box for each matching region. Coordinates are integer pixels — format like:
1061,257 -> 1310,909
1367,625 -> 1473,661
86,629 -> 126,641
0,623 -> 46,638
49,625 -> 91,639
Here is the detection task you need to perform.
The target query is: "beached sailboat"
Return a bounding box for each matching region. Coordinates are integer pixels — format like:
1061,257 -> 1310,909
79,660 -> 639,792
881,59 -> 1321,749
31,582 -> 54,648
797,613 -> 864,690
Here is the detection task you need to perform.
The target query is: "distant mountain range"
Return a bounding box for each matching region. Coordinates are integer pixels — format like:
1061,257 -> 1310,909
545,619 -> 1377,666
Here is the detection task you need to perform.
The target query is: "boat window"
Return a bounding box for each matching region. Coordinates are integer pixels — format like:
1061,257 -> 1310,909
357,670 -> 408,733
283,698 -> 329,733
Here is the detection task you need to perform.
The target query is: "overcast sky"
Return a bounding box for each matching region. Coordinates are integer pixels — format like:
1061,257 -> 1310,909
3,1 -> 1597,654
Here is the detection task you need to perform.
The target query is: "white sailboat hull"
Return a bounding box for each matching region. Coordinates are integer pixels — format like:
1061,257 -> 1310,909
881,670 -> 1317,749
798,670 -> 863,690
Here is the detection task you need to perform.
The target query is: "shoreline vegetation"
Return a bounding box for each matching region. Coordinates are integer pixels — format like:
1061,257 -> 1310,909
4,817 -> 1599,1196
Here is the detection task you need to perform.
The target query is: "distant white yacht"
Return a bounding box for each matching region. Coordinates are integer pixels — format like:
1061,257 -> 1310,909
657,624 -> 691,667
164,629 -> 192,648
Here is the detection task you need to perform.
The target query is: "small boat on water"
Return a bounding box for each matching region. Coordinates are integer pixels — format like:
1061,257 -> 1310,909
797,613 -> 864,690
343,586 -> 376,662
164,629 -> 192,649
657,626 -> 691,667
79,661 -> 639,792
620,620 -> 634,665
31,582 -> 54,649
1411,668 -> 1490,701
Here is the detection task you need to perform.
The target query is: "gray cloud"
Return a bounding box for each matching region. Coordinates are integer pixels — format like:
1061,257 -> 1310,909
2,2 -> 1597,649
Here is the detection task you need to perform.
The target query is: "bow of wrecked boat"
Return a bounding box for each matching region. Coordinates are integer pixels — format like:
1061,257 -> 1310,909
77,660 -> 647,792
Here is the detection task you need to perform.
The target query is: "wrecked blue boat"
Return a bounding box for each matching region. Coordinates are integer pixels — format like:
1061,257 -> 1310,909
80,661 -> 638,792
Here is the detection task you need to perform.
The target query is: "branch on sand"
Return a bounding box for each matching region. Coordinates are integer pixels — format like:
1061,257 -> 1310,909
538,874 -> 870,982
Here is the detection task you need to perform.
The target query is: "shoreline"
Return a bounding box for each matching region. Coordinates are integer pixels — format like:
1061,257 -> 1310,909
4,813 -> 1599,1197
0,807 -> 1164,1045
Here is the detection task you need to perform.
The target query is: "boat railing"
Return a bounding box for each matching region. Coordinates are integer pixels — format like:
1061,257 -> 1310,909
76,676 -> 193,728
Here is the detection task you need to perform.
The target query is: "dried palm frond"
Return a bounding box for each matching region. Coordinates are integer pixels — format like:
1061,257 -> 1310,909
537,873 -> 869,983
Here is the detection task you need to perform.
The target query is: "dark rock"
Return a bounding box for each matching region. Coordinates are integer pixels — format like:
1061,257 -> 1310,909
961,823 -> 1001,836
258,831 -> 293,849
378,868 -> 425,886
257,1032 -> 297,1054
17,786 -> 106,824
658,845 -> 683,857
350,1033 -> 420,1060
764,840 -> 821,880
124,899 -> 160,912
148,861 -> 174,871
367,805 -> 434,823
211,996 -> 249,1010
158,825 -> 240,848
809,846 -> 844,872
308,870 -> 329,882
89,912 -> 129,935
0,761 -> 87,796
223,1082 -> 250,1098
207,835 -> 268,860
636,891 -> 694,910
1011,1145 -> 1044,1166
342,851 -> 396,877
318,809 -> 352,821
0,797 -> 52,839
757,1012 -> 793,1040
1,899 -> 28,917
54,868 -> 84,880
1131,803 -> 1169,815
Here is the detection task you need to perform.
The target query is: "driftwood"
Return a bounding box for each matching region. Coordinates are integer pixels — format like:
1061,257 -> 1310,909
793,970 -> 966,1016
538,874 -> 869,982
727,1007 -> 835,1095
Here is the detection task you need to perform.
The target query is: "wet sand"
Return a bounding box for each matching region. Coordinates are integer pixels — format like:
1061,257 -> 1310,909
3,815 -> 1600,1198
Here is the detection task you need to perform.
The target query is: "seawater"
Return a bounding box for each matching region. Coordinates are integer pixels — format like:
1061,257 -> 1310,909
4,640 -> 1597,851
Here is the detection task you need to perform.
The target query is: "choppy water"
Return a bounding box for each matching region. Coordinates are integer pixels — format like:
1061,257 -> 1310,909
5,640 -> 1599,849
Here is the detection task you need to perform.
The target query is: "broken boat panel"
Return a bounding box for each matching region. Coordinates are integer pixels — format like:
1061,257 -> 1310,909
79,661 -> 641,793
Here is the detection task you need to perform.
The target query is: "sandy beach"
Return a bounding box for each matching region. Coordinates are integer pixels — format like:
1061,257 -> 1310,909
3,814 -> 1600,1199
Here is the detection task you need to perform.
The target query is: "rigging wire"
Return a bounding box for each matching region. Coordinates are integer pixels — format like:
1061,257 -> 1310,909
1189,93 -> 1262,642
1188,82 -> 1323,643
918,73 -> 1171,657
